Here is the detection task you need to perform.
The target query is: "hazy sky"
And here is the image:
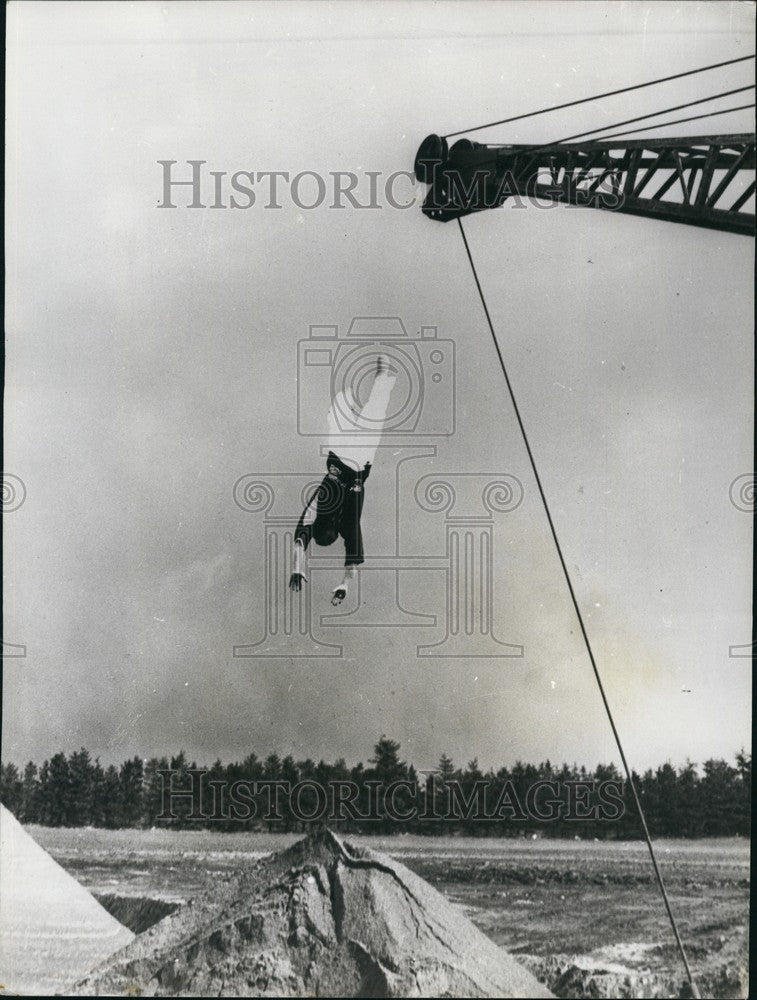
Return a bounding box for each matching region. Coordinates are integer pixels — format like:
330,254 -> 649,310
4,1 -> 754,775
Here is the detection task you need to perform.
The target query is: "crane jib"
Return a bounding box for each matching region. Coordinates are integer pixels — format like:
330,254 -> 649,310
414,133 -> 756,235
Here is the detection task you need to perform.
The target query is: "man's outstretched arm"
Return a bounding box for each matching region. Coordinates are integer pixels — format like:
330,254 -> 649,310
289,487 -> 319,591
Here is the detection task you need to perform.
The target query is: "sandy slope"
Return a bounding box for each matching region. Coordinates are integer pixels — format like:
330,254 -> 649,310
74,828 -> 552,998
0,805 -> 134,995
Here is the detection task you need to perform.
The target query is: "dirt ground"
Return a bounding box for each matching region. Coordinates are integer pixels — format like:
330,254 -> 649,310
28,827 -> 750,999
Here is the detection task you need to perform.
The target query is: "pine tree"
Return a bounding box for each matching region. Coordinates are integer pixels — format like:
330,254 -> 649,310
460,759 -> 486,836
280,755 -> 301,832
68,747 -> 94,826
369,737 -> 408,832
21,761 -> 40,823
370,737 -> 407,781
47,752 -> 71,826
735,749 -> 751,836
654,762 -> 678,836
263,753 -> 282,779
331,757 -> 349,781
90,759 -> 108,827
438,753 -> 455,781
0,763 -> 23,815
675,760 -> 700,837
242,752 -> 263,781
37,760 -> 52,825
143,757 -> 170,826
297,758 -> 317,781
700,758 -> 739,836
102,765 -> 122,828
428,754 -> 457,835
119,757 -> 145,827
205,758 -> 227,828
639,768 -> 660,835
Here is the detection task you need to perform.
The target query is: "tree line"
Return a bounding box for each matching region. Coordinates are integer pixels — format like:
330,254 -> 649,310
0,738 -> 750,839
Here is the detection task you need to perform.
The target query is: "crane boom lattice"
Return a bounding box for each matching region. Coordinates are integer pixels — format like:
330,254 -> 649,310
415,133 -> 756,235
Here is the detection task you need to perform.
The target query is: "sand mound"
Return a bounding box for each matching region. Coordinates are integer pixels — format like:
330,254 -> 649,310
74,828 -> 552,997
0,805 -> 134,995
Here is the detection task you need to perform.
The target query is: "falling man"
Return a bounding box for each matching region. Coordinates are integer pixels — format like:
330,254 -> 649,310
289,355 -> 397,605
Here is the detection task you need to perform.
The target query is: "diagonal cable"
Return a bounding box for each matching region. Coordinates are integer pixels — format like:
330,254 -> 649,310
533,87 -> 754,147
456,216 -> 702,1000
439,96 -> 755,180
579,103 -> 755,142
444,53 -> 755,138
